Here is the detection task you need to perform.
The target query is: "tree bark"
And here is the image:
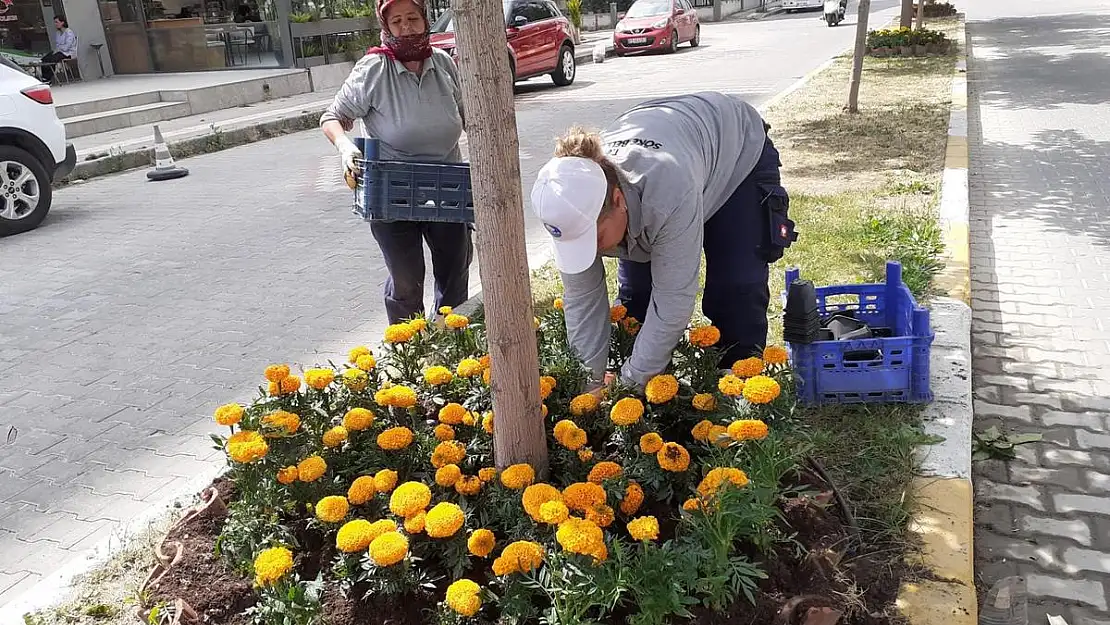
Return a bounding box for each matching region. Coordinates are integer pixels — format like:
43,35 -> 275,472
450,0 -> 549,474
915,0 -> 926,29
845,0 -> 871,113
899,0 -> 912,28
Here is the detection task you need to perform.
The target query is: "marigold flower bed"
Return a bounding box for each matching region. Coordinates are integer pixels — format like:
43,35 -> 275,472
146,305 -> 911,625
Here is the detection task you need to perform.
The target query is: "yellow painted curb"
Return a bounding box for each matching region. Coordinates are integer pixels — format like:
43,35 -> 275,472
934,16 -> 971,305
898,477 -> 978,625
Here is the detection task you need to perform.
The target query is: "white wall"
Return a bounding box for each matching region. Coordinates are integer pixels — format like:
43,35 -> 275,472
52,0 -> 114,77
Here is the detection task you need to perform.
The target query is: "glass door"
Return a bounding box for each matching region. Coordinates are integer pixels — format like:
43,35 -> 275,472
99,0 -> 154,72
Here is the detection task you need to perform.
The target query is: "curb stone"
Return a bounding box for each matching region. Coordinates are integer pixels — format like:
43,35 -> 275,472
897,14 -> 976,625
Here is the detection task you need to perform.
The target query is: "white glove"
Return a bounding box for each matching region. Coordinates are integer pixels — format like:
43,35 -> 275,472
335,136 -> 361,175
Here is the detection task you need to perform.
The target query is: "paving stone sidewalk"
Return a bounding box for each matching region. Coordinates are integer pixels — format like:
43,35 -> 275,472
968,0 -> 1110,622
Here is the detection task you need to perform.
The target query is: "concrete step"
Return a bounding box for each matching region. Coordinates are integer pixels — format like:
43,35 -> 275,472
56,91 -> 163,120
63,101 -> 192,139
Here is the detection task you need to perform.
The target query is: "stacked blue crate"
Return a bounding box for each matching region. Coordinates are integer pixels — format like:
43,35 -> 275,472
352,137 -> 475,223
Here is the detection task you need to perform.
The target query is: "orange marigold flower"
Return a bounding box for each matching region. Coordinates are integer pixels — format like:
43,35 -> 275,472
262,410 -> 301,434
482,411 -> 495,434
691,419 -> 714,442
355,354 -> 377,371
697,467 -> 750,499
692,393 -> 717,412
718,374 -> 745,397
620,482 -> 645,516
377,426 -> 414,451
639,433 -> 664,454
404,511 -> 426,534
304,368 -> 335,390
688,325 -> 721,348
522,483 -> 563,520
627,516 -> 660,541
587,461 -> 622,484
455,475 -> 482,496
431,441 -> 467,468
727,419 -> 770,442
468,529 -> 496,558
322,426 -> 348,448
610,304 -> 627,322
763,345 -> 789,366
436,464 -> 463,487
610,397 -> 644,426
444,314 -> 470,330
297,455 -> 326,482
343,407 -> 374,431
478,467 -> 498,483
586,504 -> 615,528
492,541 -> 544,576
434,424 -> 456,441
276,466 -> 298,485
374,469 -> 398,493
563,482 -> 606,513
214,403 -> 243,426
348,475 -> 377,505
742,375 -> 782,405
553,298 -> 564,310
577,449 -> 594,462
227,431 -> 267,463
539,375 -> 557,400
731,357 -> 765,379
439,403 -> 467,425
348,345 -> 371,365
656,442 -> 691,472
264,364 -> 291,383
644,374 -> 679,404
569,393 -> 600,416
500,464 -> 535,489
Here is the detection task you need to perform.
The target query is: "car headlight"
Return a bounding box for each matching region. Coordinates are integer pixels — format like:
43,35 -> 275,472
652,18 -> 668,29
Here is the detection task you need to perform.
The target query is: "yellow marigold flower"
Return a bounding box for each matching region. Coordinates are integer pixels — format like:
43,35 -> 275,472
425,502 -> 465,539
556,517 -> 606,559
691,419 -> 714,442
697,467 -> 750,499
538,500 -> 570,524
436,464 -> 463,488
281,375 -> 302,394
620,482 -> 644,516
539,376 -> 557,400
639,433 -> 664,454
731,357 -> 765,379
478,467 -> 498,483
384,323 -> 416,344
424,366 -> 454,386
763,345 -> 789,366
439,403 -> 467,425
610,397 -> 644,426
348,476 -> 377,505
587,461 -> 622,484
336,519 -> 375,553
366,519 -> 398,542
563,482 -> 606,513
610,304 -> 627,322
500,464 -> 535,489
457,358 -> 483,378
374,469 -> 398,493
315,496 -> 349,523
276,466 -> 298,485
410,318 -> 428,332
356,354 -> 377,372
445,313 -> 470,329
553,297 -> 564,310
404,511 -> 426,534
378,426 -> 414,451
262,410 -> 300,434
627,516 -> 660,541
586,504 -> 615,528
468,529 -> 496,558
577,449 -> 594,462
645,374 -> 679,404
264,364 -> 291,383
305,368 -> 335,390
297,455 -> 327,482
462,411 -> 477,426
482,368 -> 491,385
541,403 -> 549,418
369,531 -> 408,566
434,424 -> 456,441
482,412 -> 495,434
253,546 -> 293,587
431,441 -> 467,468
342,368 -> 369,392
522,483 -> 563,520
439,306 -> 454,315
657,442 -> 691,472
728,419 -> 770,441
445,579 -> 482,617
718,374 -> 745,397
375,385 -> 418,409
390,482 -> 432,518
743,375 -> 782,405
553,420 -> 587,451
569,393 -> 600,416
455,475 -> 482,496
348,345 -> 371,365
322,426 -> 348,448
492,541 -> 544,576
688,325 -> 721,348
692,393 -> 718,412
682,498 -> 702,512
227,431 -> 268,463
342,407 -> 374,431
708,425 -> 730,447
214,403 -> 243,426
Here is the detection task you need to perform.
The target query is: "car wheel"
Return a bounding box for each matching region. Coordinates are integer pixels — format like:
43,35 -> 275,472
0,145 -> 52,237
690,25 -> 700,47
668,30 -> 679,53
551,44 -> 576,86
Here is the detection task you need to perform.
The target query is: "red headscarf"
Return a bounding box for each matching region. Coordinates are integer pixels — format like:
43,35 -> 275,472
367,0 -> 432,61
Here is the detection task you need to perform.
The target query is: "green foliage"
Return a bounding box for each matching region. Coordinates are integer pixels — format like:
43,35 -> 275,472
854,208 -> 945,300
973,426 -> 1042,462
246,575 -> 324,625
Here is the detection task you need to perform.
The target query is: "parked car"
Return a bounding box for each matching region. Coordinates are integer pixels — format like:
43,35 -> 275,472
613,0 -> 700,56
0,56 -> 75,236
430,0 -> 577,87
781,0 -> 824,12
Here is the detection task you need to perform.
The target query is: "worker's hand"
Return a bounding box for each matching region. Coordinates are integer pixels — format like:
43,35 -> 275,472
335,136 -> 362,176
339,117 -> 355,132
587,372 -> 617,399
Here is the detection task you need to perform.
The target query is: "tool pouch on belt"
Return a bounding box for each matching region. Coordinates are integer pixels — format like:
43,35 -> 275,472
758,183 -> 798,263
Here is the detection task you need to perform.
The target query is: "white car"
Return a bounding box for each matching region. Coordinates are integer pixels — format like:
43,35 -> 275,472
782,0 -> 824,10
0,56 -> 75,236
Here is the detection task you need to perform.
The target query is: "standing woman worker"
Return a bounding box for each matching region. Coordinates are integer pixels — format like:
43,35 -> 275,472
321,0 -> 471,324
530,91 -> 797,388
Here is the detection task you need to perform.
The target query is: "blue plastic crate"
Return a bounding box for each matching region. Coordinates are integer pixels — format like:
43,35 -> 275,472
784,261 -> 934,405
352,137 -> 475,224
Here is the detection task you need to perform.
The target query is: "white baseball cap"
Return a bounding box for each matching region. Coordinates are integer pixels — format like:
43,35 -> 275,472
530,156 -> 609,275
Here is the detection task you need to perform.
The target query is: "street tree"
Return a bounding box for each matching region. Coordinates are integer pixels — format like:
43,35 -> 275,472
900,0 -> 913,27
449,0 -> 550,474
845,0 -> 872,113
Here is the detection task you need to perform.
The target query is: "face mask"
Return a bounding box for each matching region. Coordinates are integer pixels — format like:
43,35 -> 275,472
382,30 -> 432,62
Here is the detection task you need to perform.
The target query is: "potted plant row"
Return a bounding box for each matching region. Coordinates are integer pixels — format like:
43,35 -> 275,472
866,27 -> 951,57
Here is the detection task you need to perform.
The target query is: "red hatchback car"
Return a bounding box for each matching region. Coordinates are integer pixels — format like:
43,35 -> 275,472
613,0 -> 701,55
429,0 -> 577,86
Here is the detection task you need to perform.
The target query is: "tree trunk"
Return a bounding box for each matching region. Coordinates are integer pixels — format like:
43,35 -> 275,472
845,0 -> 871,113
899,0 -> 913,28
915,0 -> 926,29
450,0 -> 550,474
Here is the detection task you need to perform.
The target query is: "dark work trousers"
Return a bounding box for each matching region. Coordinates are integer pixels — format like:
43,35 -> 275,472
617,136 -> 789,369
40,52 -> 69,82
370,220 -> 473,324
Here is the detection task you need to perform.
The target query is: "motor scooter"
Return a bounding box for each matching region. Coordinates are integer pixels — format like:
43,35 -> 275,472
823,0 -> 846,26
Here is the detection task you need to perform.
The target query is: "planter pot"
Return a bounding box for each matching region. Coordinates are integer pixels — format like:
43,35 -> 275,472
899,45 -> 912,56
297,54 -> 327,68
872,47 -> 891,57
913,44 -> 926,56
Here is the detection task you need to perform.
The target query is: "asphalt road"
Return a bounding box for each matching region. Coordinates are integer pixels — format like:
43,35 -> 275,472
0,1 -> 901,616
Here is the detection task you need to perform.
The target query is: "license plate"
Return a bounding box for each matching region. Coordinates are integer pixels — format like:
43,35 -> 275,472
627,37 -> 647,44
